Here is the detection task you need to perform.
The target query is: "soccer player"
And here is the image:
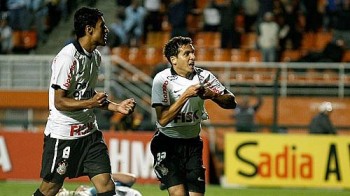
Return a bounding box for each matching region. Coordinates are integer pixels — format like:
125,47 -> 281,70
33,7 -> 136,196
150,36 -> 236,196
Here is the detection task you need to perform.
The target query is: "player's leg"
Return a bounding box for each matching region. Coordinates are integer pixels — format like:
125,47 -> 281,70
167,184 -> 187,196
86,131 -> 116,195
33,135 -> 72,196
186,137 -> 205,196
34,181 -> 63,196
151,131 -> 188,195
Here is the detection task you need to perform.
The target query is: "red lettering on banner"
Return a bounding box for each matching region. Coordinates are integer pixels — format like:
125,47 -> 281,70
257,145 -> 313,179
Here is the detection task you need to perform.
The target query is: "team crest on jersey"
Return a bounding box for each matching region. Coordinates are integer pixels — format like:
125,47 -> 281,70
167,75 -> 178,81
56,160 -> 68,175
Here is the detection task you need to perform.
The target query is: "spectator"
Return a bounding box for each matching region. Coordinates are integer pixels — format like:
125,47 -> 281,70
301,0 -> 321,32
7,0 -> 31,30
218,0 -> 241,49
309,101 -> 336,134
27,0 -> 49,44
295,39 -> 345,64
143,0 -> 163,41
123,0 -> 146,46
240,0 -> 259,32
233,93 -> 263,132
278,2 -> 302,52
257,12 -> 279,62
202,0 -> 221,32
0,15 -> 13,54
323,0 -> 341,31
167,0 -> 191,38
108,11 -> 128,47
333,0 -> 350,49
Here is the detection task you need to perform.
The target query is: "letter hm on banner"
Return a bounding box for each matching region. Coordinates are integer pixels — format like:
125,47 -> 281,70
224,133 -> 350,189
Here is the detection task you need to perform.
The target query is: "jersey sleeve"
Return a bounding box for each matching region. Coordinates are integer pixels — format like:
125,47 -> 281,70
151,74 -> 170,107
51,54 -> 77,91
205,71 -> 227,95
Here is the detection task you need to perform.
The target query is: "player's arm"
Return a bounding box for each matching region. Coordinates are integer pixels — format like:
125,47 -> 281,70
102,98 -> 136,115
54,88 -> 108,111
199,86 -> 237,109
211,89 -> 237,109
155,84 -> 202,126
111,173 -> 136,187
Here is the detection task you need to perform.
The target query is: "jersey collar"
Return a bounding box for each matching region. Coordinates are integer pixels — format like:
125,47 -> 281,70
73,40 -> 92,58
170,67 -> 199,80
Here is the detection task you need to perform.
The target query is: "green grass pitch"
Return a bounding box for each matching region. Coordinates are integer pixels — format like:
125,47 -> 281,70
1,181 -> 350,196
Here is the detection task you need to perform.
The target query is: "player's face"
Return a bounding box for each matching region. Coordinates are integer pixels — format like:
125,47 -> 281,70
92,16 -> 109,46
173,44 -> 195,77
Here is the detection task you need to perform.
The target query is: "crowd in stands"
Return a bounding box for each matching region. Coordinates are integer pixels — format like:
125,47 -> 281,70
107,0 -> 350,63
0,0 -> 97,53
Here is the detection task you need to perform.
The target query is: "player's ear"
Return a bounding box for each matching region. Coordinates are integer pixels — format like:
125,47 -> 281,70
86,25 -> 93,35
170,56 -> 176,65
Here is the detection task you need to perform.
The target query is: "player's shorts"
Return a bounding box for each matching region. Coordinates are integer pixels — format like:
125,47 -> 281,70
150,130 -> 206,193
40,130 -> 111,183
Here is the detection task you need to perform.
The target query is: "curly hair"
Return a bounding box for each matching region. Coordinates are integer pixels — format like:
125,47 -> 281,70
163,36 -> 193,63
74,7 -> 103,38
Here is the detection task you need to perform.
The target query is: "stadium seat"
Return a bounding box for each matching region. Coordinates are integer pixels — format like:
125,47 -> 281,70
213,48 -> 232,61
194,32 -> 220,48
247,50 -> 262,62
342,50 -> 350,62
301,32 -> 316,50
231,49 -> 248,62
145,47 -> 164,68
240,32 -> 257,49
12,30 -> 38,50
314,32 -> 333,51
280,50 -> 302,62
145,31 -> 170,47
196,47 -> 214,61
111,47 -> 129,61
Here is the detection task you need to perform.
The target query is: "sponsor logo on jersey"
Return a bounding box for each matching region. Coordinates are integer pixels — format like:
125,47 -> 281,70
70,122 -> 94,136
167,75 -> 178,81
174,110 -> 200,123
63,61 -> 77,88
162,80 -> 169,103
72,83 -> 94,99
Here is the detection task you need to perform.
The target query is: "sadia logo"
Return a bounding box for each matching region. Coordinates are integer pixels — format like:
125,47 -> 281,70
235,142 -> 313,179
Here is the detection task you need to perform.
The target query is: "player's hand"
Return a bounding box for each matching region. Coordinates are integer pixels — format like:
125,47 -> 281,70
92,92 -> 108,107
118,98 -> 136,115
198,84 -> 218,100
184,84 -> 202,98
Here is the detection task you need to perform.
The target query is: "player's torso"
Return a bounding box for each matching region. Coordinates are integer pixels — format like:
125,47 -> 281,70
46,43 -> 101,139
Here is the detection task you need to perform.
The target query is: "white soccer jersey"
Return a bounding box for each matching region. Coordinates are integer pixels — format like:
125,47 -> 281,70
151,67 -> 226,138
44,41 -> 101,139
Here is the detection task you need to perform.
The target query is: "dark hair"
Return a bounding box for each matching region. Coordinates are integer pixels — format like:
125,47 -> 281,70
163,36 -> 193,63
74,7 -> 103,38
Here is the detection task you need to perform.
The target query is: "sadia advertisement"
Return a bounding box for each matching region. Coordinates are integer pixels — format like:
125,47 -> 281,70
225,133 -> 350,188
